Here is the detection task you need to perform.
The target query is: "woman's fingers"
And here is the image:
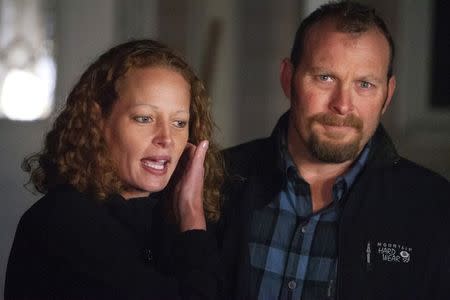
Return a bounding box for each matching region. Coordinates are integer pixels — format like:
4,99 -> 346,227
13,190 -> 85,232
184,142 -> 196,162
189,140 -> 208,178
175,140 -> 208,231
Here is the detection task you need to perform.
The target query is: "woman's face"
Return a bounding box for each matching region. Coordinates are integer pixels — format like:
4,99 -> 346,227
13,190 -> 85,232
103,66 -> 190,199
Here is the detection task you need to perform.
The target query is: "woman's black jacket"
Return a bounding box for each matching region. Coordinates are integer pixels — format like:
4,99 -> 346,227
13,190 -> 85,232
5,184 -> 220,299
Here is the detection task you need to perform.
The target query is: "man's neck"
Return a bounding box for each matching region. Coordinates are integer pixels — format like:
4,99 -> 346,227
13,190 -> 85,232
288,142 -> 355,213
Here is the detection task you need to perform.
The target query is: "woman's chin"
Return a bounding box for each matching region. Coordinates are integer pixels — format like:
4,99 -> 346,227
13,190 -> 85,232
121,182 -> 168,199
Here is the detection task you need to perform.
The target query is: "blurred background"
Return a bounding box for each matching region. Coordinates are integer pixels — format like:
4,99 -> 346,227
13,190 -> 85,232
0,0 -> 448,296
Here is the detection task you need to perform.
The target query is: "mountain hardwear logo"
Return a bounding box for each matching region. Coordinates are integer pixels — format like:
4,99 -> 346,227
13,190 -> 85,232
375,241 -> 412,263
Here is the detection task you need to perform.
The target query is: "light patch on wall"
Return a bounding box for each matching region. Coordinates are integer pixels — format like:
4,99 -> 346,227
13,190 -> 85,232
1,67 -> 54,121
0,0 -> 56,121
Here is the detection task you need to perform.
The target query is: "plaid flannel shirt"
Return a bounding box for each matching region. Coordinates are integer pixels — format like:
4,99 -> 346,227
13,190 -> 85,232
248,125 -> 370,299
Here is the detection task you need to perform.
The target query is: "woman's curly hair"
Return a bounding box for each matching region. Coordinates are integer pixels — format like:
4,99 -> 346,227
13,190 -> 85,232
23,39 -> 224,222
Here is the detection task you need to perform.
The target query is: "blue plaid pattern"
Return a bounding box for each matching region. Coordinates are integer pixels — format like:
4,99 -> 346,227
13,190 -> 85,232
248,127 -> 370,299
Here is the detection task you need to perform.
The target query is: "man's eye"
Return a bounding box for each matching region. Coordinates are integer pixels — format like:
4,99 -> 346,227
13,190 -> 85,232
318,75 -> 332,81
133,116 -> 152,123
359,81 -> 373,89
173,120 -> 188,128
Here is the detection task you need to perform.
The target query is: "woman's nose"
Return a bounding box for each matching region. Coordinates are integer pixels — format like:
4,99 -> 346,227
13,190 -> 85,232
152,122 -> 173,147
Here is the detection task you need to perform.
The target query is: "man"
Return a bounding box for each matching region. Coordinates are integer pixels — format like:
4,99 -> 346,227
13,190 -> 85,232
218,1 -> 450,299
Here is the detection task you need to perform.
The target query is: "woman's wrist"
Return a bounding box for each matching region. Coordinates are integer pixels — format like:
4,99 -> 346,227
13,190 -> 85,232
179,210 -> 206,232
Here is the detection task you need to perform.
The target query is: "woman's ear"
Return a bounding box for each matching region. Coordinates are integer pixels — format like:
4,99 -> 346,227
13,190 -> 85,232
92,101 -> 105,130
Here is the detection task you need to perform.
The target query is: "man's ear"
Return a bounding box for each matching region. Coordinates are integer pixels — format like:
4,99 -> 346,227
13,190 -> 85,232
382,75 -> 396,114
280,58 -> 294,99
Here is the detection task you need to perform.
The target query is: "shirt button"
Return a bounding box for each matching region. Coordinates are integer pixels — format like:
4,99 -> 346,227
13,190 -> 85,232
301,225 -> 307,233
288,280 -> 297,290
144,249 -> 153,262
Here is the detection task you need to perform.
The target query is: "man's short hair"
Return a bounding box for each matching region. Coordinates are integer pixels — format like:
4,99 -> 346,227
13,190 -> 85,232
290,1 -> 395,78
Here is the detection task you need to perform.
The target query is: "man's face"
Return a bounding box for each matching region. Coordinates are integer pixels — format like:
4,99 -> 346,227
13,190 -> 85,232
281,19 -> 396,164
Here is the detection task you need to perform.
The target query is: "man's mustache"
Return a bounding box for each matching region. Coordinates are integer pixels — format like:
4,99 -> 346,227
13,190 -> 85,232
311,113 -> 363,130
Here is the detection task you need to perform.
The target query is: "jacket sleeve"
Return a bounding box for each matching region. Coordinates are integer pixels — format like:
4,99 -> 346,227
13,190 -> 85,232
5,190 -> 220,300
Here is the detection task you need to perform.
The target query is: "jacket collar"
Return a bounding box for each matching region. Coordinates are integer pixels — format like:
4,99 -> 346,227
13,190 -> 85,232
247,111 -> 399,208
365,125 -> 400,167
243,112 -> 288,209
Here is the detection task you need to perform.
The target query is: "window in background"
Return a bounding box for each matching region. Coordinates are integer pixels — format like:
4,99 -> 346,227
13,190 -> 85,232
0,0 -> 56,121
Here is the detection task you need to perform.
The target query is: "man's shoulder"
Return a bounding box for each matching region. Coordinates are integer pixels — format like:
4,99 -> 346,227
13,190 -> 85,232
222,137 -> 273,174
368,156 -> 450,214
223,137 -> 272,157
395,157 -> 449,188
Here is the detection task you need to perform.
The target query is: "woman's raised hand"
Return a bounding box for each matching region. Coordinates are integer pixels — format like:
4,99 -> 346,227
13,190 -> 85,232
173,141 -> 209,232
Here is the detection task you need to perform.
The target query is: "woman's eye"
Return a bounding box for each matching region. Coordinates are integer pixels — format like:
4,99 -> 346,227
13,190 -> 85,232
133,116 -> 152,123
173,120 -> 188,128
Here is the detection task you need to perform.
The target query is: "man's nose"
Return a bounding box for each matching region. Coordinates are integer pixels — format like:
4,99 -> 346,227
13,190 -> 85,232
329,85 -> 354,115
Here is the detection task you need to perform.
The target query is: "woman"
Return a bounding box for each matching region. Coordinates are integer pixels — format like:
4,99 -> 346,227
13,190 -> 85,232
5,40 -> 223,299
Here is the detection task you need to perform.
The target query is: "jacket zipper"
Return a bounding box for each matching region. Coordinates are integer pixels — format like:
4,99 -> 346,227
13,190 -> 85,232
366,241 -> 372,271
